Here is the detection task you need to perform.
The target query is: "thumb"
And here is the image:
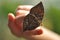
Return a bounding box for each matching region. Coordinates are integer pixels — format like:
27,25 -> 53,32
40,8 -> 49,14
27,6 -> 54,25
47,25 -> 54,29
8,13 -> 15,22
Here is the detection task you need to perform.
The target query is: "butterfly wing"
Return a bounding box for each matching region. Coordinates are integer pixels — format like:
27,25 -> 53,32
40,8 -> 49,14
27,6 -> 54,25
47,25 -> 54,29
30,2 -> 44,21
23,2 -> 44,31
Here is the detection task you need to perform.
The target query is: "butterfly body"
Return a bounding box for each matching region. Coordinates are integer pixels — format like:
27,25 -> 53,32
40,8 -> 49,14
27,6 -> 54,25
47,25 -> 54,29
23,2 -> 44,31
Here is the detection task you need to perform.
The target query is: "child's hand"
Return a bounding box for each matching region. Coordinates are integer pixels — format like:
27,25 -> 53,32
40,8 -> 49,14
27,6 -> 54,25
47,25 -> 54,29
8,5 -> 60,40
8,5 -> 42,38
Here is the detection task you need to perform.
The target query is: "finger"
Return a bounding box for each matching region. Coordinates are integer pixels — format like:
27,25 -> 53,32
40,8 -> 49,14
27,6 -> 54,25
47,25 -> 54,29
8,15 -> 22,37
23,26 -> 43,36
17,5 -> 33,11
8,13 -> 21,36
31,27 -> 43,35
16,10 -> 29,16
33,29 -> 43,35
8,13 -> 19,35
8,13 -> 15,22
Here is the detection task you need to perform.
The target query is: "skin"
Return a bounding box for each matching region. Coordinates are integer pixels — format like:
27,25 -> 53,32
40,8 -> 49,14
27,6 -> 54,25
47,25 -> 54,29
8,5 -> 60,40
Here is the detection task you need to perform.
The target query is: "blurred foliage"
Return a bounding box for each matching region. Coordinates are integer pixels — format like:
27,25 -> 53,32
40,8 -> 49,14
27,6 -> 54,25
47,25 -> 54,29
0,0 -> 60,40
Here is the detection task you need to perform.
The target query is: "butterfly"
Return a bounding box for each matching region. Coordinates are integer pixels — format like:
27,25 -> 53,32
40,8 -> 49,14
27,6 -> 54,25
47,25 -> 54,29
23,2 -> 44,32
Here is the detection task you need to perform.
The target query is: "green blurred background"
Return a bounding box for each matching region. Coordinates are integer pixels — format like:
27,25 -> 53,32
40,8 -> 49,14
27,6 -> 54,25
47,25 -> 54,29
0,0 -> 60,40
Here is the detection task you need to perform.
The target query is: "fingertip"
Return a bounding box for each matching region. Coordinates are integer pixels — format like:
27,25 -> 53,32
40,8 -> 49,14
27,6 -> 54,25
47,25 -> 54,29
33,27 -> 43,35
35,29 -> 43,35
8,13 -> 15,21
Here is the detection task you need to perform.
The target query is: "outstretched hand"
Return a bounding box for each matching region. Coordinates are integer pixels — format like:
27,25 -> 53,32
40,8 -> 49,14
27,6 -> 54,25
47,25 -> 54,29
8,5 -> 60,40
8,5 -> 42,38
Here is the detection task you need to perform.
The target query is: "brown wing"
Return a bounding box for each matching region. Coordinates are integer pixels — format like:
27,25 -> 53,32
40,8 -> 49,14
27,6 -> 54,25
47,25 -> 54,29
23,14 -> 40,31
30,2 -> 44,21
23,2 -> 44,31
